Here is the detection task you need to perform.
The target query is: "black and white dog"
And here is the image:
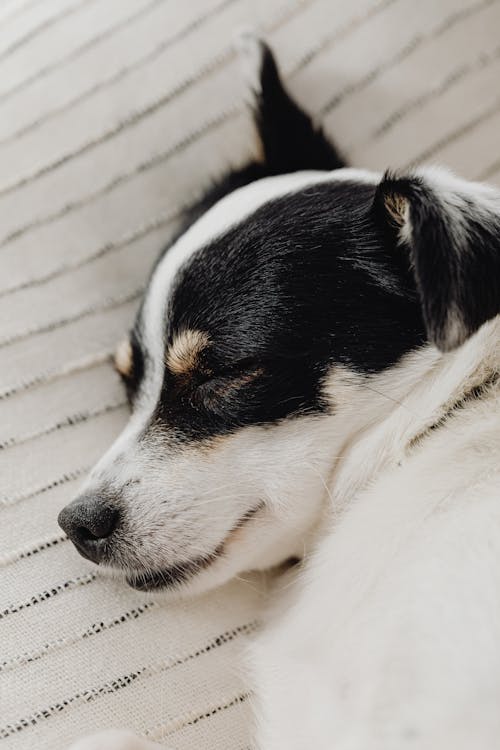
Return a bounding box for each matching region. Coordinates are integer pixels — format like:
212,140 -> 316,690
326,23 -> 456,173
60,34 -> 500,750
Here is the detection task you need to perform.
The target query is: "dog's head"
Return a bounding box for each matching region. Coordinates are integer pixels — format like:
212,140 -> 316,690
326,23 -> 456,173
58,163 -> 500,594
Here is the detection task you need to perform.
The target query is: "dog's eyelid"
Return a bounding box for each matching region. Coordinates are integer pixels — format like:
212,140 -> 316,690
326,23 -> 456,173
227,355 -> 261,371
194,358 -> 264,392
211,356 -> 264,379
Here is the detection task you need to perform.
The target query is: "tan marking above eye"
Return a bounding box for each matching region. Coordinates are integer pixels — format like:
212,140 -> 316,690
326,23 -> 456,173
166,329 -> 210,376
114,337 -> 133,377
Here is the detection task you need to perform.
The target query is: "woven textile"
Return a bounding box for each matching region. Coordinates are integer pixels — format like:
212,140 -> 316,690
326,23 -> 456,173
1,0 -> 500,748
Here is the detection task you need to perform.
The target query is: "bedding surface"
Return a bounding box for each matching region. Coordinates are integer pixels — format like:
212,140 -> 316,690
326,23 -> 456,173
1,0 -> 499,747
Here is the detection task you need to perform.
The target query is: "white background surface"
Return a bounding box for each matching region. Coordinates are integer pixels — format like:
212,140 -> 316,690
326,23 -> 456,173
1,0 -> 500,747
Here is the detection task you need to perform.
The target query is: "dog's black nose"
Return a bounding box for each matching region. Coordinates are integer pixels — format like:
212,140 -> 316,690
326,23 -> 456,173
58,495 -> 119,564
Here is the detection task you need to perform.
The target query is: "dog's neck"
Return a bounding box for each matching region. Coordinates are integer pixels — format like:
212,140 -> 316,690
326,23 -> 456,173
325,316 -> 500,511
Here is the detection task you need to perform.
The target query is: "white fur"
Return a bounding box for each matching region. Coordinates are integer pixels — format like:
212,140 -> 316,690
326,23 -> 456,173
69,166 -> 500,748
73,316 -> 500,749
250,317 -> 500,750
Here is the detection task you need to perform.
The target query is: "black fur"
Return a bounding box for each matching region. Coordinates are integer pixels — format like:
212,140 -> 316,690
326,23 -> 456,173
124,40 -> 349,415
154,181 -> 425,440
377,173 -> 500,351
121,329 -> 145,405
123,41 -> 499,444
254,40 -> 344,174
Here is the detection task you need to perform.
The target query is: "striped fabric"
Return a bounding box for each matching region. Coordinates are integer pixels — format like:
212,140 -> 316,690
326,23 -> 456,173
1,0 -> 499,748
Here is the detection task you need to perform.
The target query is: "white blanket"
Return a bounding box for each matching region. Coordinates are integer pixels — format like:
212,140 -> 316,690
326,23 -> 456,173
1,0 -> 499,747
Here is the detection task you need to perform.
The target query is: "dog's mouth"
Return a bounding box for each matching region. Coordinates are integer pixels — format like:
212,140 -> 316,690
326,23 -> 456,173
125,502 -> 264,592
125,547 -> 222,591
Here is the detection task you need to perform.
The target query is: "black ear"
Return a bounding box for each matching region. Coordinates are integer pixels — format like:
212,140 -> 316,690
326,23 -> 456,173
375,169 -> 500,352
237,31 -> 345,174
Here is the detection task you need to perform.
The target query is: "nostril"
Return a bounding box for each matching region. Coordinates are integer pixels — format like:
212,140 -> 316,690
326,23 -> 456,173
75,526 -> 98,543
75,522 -> 111,543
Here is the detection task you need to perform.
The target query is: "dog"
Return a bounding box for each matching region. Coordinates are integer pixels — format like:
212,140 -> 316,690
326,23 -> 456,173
60,34 -> 500,750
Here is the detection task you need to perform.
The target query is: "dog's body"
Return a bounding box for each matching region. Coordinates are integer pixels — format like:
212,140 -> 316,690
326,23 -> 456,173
251,326 -> 500,750
62,36 -> 500,750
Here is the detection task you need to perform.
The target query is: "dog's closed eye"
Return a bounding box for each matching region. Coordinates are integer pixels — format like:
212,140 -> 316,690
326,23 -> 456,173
191,361 -> 264,414
165,329 -> 264,408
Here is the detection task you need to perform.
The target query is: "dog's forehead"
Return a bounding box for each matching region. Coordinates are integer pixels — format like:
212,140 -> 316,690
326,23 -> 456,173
107,165 -> 428,457
139,168 -> 379,361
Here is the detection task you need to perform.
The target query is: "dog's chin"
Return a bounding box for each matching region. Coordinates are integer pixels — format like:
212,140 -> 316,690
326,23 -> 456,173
125,547 -> 223,592
124,502 -> 266,593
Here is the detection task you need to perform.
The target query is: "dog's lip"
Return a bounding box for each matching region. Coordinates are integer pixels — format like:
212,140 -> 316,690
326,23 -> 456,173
125,502 -> 264,592
125,547 -> 221,591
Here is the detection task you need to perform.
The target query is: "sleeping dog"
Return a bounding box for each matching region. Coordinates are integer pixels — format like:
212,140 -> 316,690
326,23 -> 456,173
60,34 -> 500,750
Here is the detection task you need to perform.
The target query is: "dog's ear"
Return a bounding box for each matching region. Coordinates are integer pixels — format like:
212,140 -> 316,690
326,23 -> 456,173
236,31 -> 345,174
375,168 -> 500,352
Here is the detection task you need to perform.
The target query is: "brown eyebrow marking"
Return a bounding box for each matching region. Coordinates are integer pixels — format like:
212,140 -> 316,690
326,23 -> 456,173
114,337 -> 133,377
166,329 -> 210,376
